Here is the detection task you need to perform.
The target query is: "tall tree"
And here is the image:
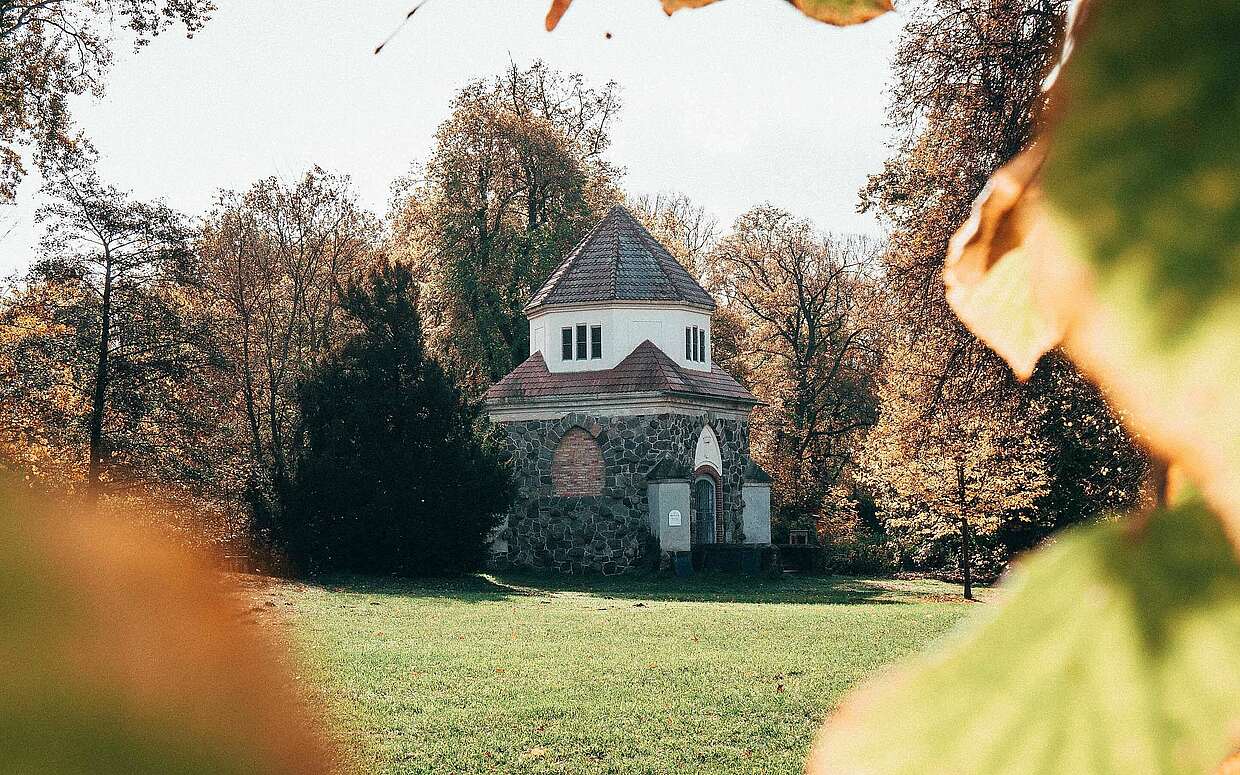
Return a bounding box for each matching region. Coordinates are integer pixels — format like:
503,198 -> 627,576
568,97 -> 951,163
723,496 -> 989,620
0,145 -> 216,499
863,0 -> 1144,538
278,263 -> 512,576
0,0 -> 213,201
863,0 -> 1067,331
197,168 -> 379,506
705,205 -> 881,535
862,338 -> 1050,600
389,61 -> 622,392
860,0 -> 1070,413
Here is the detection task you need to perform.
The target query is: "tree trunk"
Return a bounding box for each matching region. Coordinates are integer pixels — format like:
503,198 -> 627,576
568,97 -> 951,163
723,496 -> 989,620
957,463 -> 973,601
267,367 -> 287,492
86,257 -> 114,504
240,319 -> 264,466
960,515 -> 974,601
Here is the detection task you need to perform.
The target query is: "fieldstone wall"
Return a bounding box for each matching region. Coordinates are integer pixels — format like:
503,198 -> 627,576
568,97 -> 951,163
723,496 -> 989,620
495,411 -> 752,574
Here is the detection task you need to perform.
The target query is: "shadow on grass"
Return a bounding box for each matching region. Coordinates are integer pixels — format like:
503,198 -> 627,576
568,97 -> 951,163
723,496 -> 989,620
303,570 -> 972,606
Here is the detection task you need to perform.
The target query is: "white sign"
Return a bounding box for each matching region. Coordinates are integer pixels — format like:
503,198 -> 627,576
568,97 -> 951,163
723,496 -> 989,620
668,509 -> 682,526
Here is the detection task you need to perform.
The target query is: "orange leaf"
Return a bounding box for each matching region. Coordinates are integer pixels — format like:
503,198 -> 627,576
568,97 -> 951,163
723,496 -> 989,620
544,0 -> 572,30
544,0 -> 891,31
943,147 -> 1083,380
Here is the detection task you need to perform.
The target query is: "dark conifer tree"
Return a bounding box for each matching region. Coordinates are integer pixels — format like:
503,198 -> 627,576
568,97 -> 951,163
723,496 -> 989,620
276,263 -> 512,576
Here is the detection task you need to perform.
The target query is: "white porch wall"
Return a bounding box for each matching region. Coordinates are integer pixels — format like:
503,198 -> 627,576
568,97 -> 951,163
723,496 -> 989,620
529,302 -> 713,373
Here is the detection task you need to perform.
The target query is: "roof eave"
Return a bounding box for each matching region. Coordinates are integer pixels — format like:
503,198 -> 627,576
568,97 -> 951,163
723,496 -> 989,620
661,388 -> 760,408
484,388 -> 757,410
524,297 -> 716,315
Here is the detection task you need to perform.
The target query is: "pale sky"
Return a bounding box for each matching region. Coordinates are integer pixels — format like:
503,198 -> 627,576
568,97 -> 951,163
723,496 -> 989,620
0,0 -> 905,275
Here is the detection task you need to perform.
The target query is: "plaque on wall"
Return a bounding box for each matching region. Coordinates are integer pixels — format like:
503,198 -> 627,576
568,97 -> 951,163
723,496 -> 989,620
668,509 -> 682,526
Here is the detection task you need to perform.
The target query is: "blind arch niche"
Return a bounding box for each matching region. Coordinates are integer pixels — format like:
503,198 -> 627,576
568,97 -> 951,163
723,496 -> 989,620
693,425 -> 723,476
550,427 -> 604,496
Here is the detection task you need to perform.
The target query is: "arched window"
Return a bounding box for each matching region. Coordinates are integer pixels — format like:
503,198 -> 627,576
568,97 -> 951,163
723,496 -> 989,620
550,427 -> 604,496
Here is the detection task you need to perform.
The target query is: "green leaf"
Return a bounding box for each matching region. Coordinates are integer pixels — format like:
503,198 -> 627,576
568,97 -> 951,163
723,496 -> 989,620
1042,0 -> 1240,318
782,0 -> 893,25
1036,0 -> 1240,536
808,502 -> 1240,775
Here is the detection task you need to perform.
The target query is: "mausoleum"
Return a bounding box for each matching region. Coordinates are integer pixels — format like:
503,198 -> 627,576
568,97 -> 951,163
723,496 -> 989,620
483,206 -> 772,574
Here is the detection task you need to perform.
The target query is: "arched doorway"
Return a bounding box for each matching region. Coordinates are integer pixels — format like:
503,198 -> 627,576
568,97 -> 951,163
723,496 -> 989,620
693,475 -> 717,545
692,425 -> 725,544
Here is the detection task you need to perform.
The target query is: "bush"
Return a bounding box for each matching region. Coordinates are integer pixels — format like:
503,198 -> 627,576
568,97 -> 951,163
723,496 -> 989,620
775,544 -> 828,574
273,264 -> 513,576
822,533 -> 900,576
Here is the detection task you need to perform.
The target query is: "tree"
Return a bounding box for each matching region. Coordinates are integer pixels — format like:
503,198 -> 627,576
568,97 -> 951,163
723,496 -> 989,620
276,263 -> 512,576
1013,354 -> 1148,549
862,0 -> 1144,534
863,0 -> 1067,330
705,205 -> 881,535
859,0 -> 1069,413
196,168 -> 380,510
389,60 -> 622,393
630,191 -> 719,277
0,0 -> 213,201
0,144 -> 218,500
862,339 -> 1050,600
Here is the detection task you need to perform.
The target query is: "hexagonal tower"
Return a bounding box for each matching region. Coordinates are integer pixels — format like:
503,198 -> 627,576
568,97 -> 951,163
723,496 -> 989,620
484,206 -> 771,574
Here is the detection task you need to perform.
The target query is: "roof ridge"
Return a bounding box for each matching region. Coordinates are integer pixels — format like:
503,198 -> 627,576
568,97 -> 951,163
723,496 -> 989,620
628,212 -> 712,304
610,208 -> 620,300
633,339 -> 692,392
525,213 -> 611,311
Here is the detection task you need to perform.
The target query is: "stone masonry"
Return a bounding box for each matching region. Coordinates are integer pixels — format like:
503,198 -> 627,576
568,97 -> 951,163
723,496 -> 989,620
496,412 -> 753,574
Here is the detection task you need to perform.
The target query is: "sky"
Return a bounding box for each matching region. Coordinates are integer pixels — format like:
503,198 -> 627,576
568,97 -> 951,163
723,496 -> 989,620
0,0 -> 906,275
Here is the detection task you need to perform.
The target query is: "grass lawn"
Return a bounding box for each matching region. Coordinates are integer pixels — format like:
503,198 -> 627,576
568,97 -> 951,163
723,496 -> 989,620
246,572 -> 988,775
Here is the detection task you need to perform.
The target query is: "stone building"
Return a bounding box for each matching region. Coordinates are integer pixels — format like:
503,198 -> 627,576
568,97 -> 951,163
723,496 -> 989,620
483,206 -> 772,574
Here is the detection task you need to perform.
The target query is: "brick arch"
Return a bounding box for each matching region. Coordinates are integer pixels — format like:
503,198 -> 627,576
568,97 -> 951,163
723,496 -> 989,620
551,427 -> 604,497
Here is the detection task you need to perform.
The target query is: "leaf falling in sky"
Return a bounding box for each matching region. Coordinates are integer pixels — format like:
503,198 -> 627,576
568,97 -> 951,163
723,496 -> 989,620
375,0 -> 432,55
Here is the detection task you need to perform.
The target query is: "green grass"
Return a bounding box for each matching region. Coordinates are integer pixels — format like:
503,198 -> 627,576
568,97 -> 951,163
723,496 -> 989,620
259,572 -> 988,774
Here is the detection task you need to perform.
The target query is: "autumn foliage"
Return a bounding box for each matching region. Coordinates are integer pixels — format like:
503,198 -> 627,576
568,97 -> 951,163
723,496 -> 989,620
0,482 -> 331,774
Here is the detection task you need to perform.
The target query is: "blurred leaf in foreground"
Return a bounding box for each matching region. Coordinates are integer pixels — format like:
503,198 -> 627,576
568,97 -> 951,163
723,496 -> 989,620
944,146 -> 1077,381
0,485 -> 331,774
544,0 -> 892,30
1040,0 -> 1240,538
808,501 -> 1240,774
944,0 -> 1240,534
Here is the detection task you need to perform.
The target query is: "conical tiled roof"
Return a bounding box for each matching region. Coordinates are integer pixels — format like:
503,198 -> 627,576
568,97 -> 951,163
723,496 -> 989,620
526,206 -> 716,312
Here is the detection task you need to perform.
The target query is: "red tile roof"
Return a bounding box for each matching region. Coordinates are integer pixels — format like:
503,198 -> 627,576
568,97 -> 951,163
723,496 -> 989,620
484,340 -> 756,405
525,206 -> 716,312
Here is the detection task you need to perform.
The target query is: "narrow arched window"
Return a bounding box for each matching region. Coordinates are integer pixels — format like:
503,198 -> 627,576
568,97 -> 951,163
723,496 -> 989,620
694,476 -> 717,545
550,427 -> 604,496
